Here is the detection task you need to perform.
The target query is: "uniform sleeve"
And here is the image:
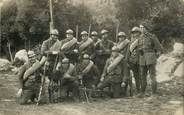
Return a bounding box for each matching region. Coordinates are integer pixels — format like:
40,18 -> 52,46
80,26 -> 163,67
102,59 -> 109,77
152,35 -> 163,53
17,65 -> 26,88
41,41 -> 48,55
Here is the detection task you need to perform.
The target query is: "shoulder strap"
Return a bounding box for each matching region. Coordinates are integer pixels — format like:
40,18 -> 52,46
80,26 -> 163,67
130,39 -> 138,53
117,39 -> 130,50
49,40 -> 61,52
107,54 -> 124,73
23,61 -> 41,80
79,38 -> 93,51
82,60 -> 94,75
61,38 -> 77,51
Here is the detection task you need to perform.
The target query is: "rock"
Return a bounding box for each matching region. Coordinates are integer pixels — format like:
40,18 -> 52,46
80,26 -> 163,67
0,59 -> 11,71
13,49 -> 28,67
174,62 -> 184,78
170,42 -> 184,58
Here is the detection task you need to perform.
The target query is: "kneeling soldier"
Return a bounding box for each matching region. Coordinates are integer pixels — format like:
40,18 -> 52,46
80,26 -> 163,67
56,58 -> 79,102
97,46 -> 124,98
76,54 -> 100,100
17,51 -> 44,105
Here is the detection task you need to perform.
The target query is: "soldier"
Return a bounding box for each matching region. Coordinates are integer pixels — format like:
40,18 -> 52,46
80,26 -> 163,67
137,24 -> 163,97
60,29 -> 79,63
115,32 -> 132,96
40,29 -> 61,102
76,54 -> 100,99
94,29 -> 113,74
78,31 -> 94,57
55,58 -> 79,102
91,31 -> 100,46
17,51 -> 44,105
126,27 -> 142,94
97,46 -> 124,98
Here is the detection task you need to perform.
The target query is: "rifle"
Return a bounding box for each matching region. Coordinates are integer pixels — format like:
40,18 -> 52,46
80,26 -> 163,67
76,25 -> 79,40
79,78 -> 90,103
115,22 -> 119,43
7,40 -> 14,63
88,24 -> 92,38
37,54 -> 48,105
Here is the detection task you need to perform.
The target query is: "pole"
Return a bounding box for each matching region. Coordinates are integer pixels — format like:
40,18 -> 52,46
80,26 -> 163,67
49,0 -> 54,31
115,22 -> 119,43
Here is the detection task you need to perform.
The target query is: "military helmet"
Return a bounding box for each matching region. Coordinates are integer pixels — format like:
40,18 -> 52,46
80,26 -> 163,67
62,58 -> 69,64
66,29 -> 74,34
111,46 -> 119,52
81,31 -> 88,35
28,50 -> 36,58
101,29 -> 108,35
118,32 -> 126,37
131,27 -> 141,33
50,29 -> 59,35
91,31 -> 98,36
83,54 -> 90,59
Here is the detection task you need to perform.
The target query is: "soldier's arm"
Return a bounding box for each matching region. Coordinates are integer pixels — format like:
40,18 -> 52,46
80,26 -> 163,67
17,65 -> 26,89
152,35 -> 163,53
41,41 -> 48,55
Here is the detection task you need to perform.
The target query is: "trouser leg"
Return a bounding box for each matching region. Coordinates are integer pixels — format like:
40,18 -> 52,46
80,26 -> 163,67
140,65 -> 148,93
111,83 -> 121,98
148,64 -> 157,94
131,64 -> 141,93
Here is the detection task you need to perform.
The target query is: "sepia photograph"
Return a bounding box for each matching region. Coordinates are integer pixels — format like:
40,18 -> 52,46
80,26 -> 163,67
0,0 -> 183,115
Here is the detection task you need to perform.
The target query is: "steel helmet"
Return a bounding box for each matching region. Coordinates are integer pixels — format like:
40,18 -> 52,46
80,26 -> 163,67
50,29 -> 59,35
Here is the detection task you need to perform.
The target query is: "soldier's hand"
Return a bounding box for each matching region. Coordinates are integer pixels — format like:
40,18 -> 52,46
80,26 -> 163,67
100,76 -> 104,82
16,88 -> 23,98
78,75 -> 83,80
52,51 -> 59,55
121,82 -> 126,87
73,49 -> 79,53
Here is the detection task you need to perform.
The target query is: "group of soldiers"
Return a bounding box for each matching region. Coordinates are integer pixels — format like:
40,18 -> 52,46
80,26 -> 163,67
16,24 -> 163,105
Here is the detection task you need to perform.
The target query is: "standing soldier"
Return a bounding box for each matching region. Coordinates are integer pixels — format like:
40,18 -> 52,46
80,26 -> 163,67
40,29 -> 61,102
55,58 -> 79,102
76,54 -> 100,100
60,29 -> 78,63
138,25 -> 163,97
126,27 -> 142,94
17,51 -> 45,105
115,32 -> 131,96
95,29 -> 114,74
78,31 -> 94,57
97,46 -> 124,98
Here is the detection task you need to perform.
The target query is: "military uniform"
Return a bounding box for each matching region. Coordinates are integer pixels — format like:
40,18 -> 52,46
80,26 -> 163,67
137,31 -> 163,94
78,37 -> 95,57
126,39 -> 141,93
17,61 -> 42,104
76,59 -> 100,89
60,37 -> 78,63
98,53 -> 124,98
41,29 -> 61,102
56,60 -> 79,101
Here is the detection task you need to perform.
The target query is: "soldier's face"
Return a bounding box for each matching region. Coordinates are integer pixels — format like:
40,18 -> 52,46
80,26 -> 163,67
51,34 -> 58,41
132,32 -> 141,38
29,56 -> 36,64
91,36 -> 97,41
82,59 -> 90,64
66,34 -> 73,39
118,36 -> 126,42
82,35 -> 88,40
102,34 -> 108,39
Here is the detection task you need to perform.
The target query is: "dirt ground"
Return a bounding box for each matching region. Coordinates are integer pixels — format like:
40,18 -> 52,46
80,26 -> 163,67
0,71 -> 183,115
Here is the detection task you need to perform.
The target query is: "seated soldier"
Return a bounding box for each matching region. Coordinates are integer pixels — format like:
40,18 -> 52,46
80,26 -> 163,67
97,46 -> 124,98
17,51 -> 44,105
55,58 -> 79,102
76,54 -> 100,100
